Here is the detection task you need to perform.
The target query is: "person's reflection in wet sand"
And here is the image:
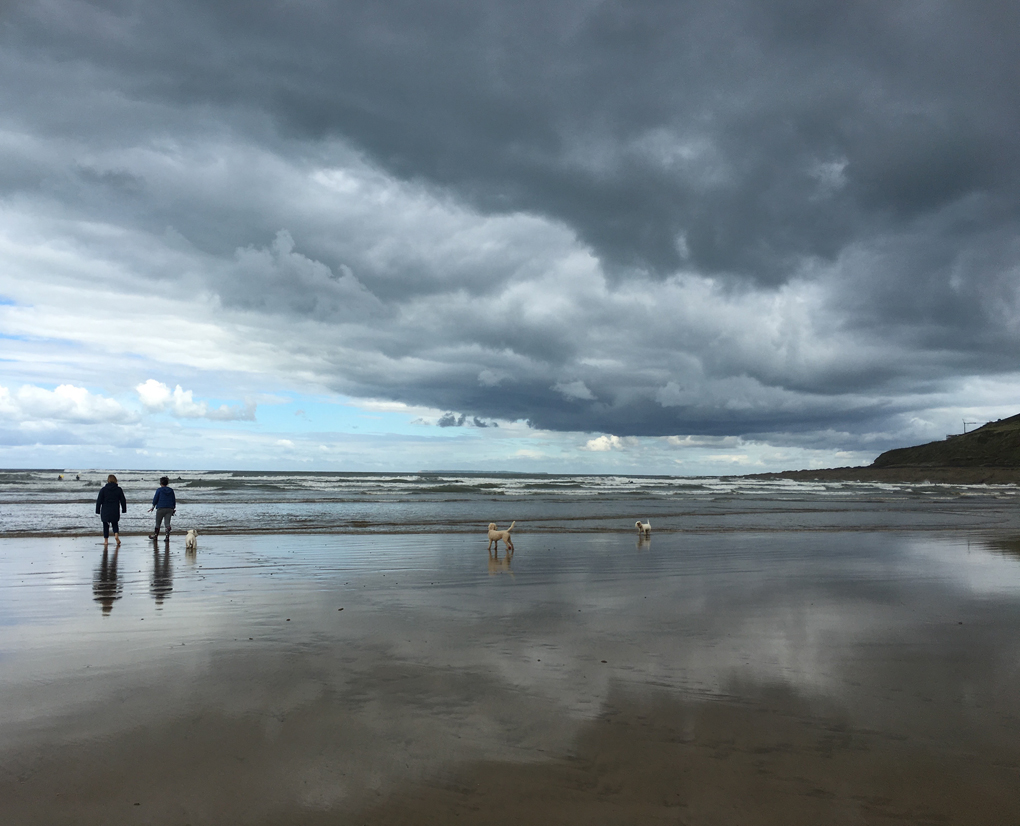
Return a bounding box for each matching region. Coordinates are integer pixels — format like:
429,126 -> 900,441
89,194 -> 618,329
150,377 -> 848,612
150,539 -> 173,607
985,536 -> 1020,560
92,548 -> 122,615
487,546 -> 514,577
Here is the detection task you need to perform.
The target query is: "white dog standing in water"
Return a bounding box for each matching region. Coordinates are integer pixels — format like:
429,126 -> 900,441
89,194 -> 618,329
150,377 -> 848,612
635,520 -> 651,536
185,529 -> 198,551
487,521 -> 515,551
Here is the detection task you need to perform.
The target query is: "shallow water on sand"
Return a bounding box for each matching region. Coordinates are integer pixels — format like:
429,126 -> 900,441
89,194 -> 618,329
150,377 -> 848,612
2,529 -> 1020,824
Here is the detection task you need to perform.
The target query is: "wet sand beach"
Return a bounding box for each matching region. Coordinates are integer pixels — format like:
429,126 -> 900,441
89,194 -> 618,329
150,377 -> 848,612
2,529 -> 1019,824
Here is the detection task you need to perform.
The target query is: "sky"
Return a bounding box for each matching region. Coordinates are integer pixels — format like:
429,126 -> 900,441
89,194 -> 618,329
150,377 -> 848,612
2,0 -> 1020,474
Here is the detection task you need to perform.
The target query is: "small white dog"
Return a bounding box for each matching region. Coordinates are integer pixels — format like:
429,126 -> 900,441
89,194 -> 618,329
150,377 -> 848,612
185,529 -> 198,551
487,521 -> 515,551
635,520 -> 651,536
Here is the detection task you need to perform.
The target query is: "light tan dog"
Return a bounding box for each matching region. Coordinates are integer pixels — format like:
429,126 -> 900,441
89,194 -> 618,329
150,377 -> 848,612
487,521 -> 515,551
635,520 -> 651,536
185,529 -> 198,551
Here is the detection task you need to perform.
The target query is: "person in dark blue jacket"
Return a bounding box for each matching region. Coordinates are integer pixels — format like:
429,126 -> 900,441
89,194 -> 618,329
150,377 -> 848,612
95,474 -> 127,546
148,476 -> 177,540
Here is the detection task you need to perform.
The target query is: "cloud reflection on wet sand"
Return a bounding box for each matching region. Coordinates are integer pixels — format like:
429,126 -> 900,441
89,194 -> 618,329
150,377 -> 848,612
1,531 -> 1019,824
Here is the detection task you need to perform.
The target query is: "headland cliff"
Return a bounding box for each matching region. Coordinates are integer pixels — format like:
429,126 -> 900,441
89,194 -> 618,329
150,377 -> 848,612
756,413 -> 1020,484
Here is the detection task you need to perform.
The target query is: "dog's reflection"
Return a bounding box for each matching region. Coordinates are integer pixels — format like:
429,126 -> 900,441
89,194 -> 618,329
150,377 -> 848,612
150,541 -> 173,607
93,548 -> 122,615
636,534 -> 652,551
487,546 -> 514,577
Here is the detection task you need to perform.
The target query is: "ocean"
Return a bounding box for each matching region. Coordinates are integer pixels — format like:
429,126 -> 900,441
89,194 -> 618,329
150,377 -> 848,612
3,468 -> 1020,537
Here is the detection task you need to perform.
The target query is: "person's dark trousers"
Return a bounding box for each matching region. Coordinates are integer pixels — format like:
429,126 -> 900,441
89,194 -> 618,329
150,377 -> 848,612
153,508 -> 173,536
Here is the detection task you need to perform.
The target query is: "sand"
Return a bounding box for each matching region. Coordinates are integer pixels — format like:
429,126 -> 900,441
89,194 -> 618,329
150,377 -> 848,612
2,531 -> 1019,824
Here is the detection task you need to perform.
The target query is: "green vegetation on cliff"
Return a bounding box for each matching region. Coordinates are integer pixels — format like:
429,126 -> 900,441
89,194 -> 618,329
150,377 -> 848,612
754,414 -> 1020,484
873,413 -> 1020,468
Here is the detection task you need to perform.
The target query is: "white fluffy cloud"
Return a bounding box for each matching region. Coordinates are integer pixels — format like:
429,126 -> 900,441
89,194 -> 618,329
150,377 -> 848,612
136,380 -> 255,421
583,434 -> 623,452
0,383 -> 133,424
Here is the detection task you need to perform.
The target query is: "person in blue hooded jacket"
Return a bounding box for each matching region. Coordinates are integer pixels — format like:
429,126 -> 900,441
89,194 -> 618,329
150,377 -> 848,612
95,474 -> 127,546
148,476 -> 176,540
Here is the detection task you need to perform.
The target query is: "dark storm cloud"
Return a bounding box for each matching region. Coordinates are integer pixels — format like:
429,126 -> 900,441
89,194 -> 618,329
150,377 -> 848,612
8,0 -> 1020,279
3,0 -> 1020,448
437,413 -> 467,428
